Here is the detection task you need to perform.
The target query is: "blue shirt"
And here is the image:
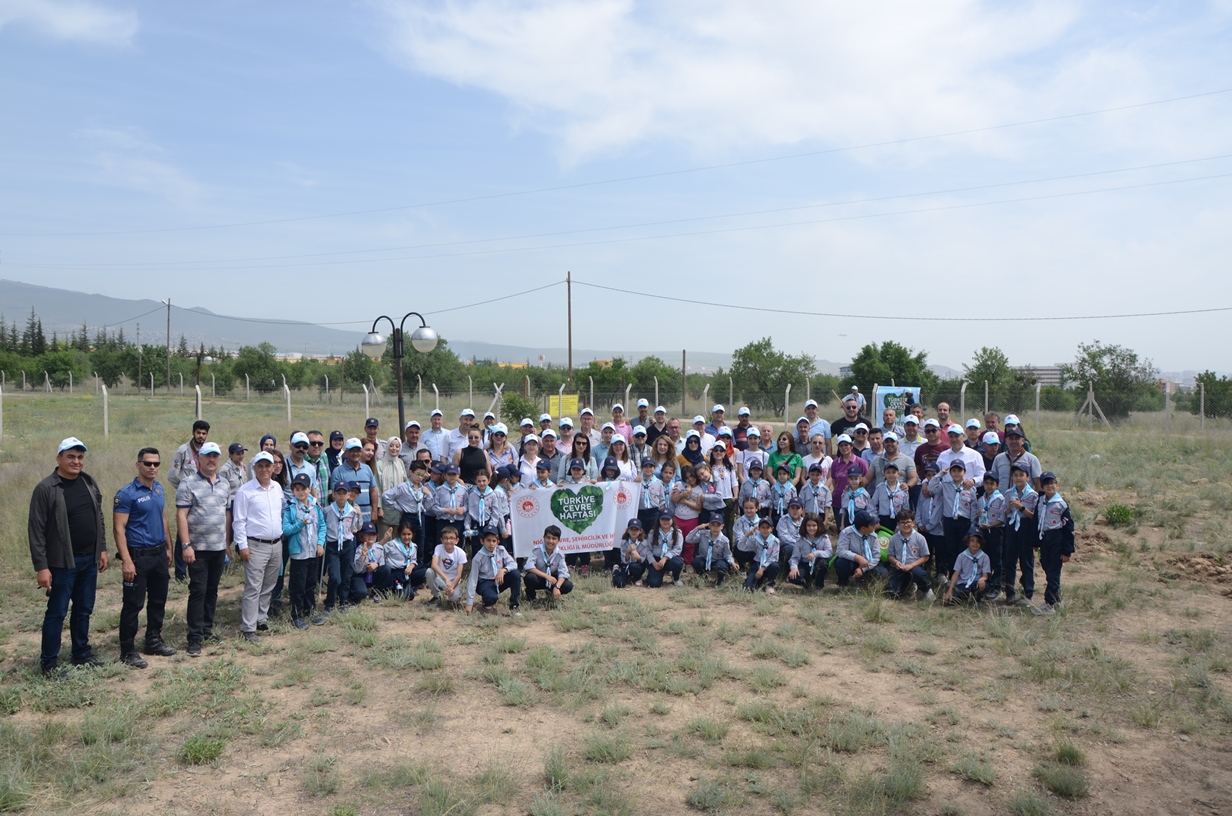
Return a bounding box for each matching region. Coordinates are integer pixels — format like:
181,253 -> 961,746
330,462 -> 375,510
115,478 -> 166,548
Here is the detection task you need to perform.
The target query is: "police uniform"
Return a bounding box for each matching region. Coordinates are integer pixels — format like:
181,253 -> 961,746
115,477 -> 174,661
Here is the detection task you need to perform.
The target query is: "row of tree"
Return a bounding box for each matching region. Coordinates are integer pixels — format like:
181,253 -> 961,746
0,309 -> 1191,419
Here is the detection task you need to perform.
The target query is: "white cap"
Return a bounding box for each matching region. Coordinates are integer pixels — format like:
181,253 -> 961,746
851,386 -> 859,392
737,406 -> 750,416
718,427 -> 733,437
854,423 -> 869,432
560,417 -> 574,428
796,416 -> 810,426
541,428 -> 558,438
580,407 -> 594,416
1004,414 -> 1021,425
524,434 -> 540,444
290,431 -> 309,445
637,398 -> 649,407
430,409 -> 443,417
692,415 -> 706,425
903,415 -> 919,425
686,430 -> 700,439
492,423 -> 508,435
611,433 -> 627,444
965,419 -> 982,429
947,424 -> 964,435
539,413 -> 552,422
654,405 -> 666,414
804,399 -> 818,408
251,451 -> 275,465
746,427 -> 761,437
712,404 -> 725,413
611,403 -> 624,412
982,431 -> 1001,445
345,437 -> 363,450
460,408 -> 475,417
57,437 -> 87,453
632,425 -> 647,436
405,420 -> 421,429
199,442 -> 222,455
835,434 -> 853,445
483,411 -> 495,420
601,422 -> 616,431
520,417 -> 534,427
883,432 -> 898,442
924,418 -> 940,429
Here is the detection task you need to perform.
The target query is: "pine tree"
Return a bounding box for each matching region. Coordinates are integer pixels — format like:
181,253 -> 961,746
32,318 -> 47,355
177,333 -> 190,357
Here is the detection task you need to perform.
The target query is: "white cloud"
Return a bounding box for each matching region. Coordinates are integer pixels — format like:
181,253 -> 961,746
79,127 -> 201,205
0,0 -> 137,45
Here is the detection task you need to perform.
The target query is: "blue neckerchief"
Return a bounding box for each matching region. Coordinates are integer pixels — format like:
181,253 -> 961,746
488,548 -> 501,578
962,550 -> 980,586
979,489 -> 1002,526
862,533 -> 874,565
642,478 -> 654,508
950,479 -> 964,517
705,534 -> 714,571
774,481 -> 789,514
757,533 -> 771,567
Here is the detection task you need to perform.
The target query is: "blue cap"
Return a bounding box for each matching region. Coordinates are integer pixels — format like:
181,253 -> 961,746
853,510 -> 877,528
569,457 -> 586,471
1040,471 -> 1057,482
787,499 -> 803,509
443,464 -> 459,475
329,430 -> 344,441
601,456 -> 619,473
847,465 -> 862,477
365,417 -> 379,428
359,521 -> 378,536
535,458 -> 551,471
344,480 -> 361,492
228,442 -> 247,454
626,518 -> 642,530
479,525 -> 501,539
290,473 -> 312,488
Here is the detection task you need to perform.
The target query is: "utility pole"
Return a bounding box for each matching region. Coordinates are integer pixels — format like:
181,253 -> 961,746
163,298 -> 171,393
136,323 -> 142,387
566,271 -> 573,389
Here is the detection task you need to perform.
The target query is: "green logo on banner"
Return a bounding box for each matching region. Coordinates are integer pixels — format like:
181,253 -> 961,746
551,486 -> 604,534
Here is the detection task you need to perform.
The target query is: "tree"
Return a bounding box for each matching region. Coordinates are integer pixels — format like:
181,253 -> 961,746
848,342 -> 938,398
963,347 -> 1011,388
729,338 -> 813,415
1190,371 -> 1232,419
231,342 -> 286,393
629,355 -> 681,405
1062,341 -> 1159,419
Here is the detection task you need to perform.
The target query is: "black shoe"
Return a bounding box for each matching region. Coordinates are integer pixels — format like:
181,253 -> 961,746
41,662 -> 65,678
144,641 -> 177,657
311,614 -> 326,626
71,655 -> 106,669
242,632 -> 260,644
292,618 -> 309,630
204,632 -> 223,644
186,642 -> 202,657
256,621 -> 269,631
120,652 -> 149,669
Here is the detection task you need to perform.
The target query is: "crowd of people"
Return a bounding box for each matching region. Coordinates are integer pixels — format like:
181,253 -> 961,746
28,388 -> 1075,677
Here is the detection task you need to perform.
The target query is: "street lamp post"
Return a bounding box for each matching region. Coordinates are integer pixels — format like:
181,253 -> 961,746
361,312 -> 438,433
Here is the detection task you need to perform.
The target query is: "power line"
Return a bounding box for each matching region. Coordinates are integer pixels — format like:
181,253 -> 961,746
100,305 -> 165,328
14,152 -> 1232,270
10,170 -> 1228,272
573,280 -> 1232,322
4,86 -> 1230,238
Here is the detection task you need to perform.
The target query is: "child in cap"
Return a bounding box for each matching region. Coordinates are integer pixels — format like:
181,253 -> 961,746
640,514 -> 685,588
352,521 -> 391,604
944,531 -> 991,605
687,514 -> 736,586
839,465 -> 870,528
382,519 -> 430,600
322,483 -> 362,616
524,525 -> 572,602
428,526 -> 467,607
743,516 -> 781,593
465,470 -> 501,557
787,513 -> 832,592
976,471 -> 1006,602
732,497 -> 762,569
798,464 -> 832,526
1002,465 -> 1039,607
769,465 -> 797,525
613,519 -> 648,588
884,509 -> 933,601
915,462 -> 943,555
466,526 -> 521,616
737,459 -> 772,519
834,510 -> 888,587
932,461 -> 975,581
636,457 -> 666,531
434,464 -> 468,543
872,462 -> 910,530
1032,472 -> 1074,616
529,458 -> 555,490
283,473 -> 326,628
775,499 -> 805,570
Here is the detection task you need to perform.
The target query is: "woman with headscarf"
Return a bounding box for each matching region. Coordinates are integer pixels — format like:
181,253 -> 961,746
376,437 -> 409,536
676,430 -> 706,472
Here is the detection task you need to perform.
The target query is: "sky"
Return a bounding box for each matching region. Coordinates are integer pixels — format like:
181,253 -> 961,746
1,0 -> 1230,373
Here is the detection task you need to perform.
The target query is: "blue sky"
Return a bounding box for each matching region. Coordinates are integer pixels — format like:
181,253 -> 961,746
1,0 -> 1230,372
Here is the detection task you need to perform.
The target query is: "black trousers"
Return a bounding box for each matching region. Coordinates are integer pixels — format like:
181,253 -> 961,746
524,572 -> 573,600
834,559 -> 888,586
120,547 -> 170,649
1002,525 -> 1036,600
612,562 -> 645,587
646,557 -> 683,587
940,516 -> 971,579
476,572 -> 522,608
980,527 -> 1004,591
787,557 -> 827,589
288,555 -> 321,620
1039,534 -> 1066,605
690,556 -> 734,585
744,561 -> 779,590
186,549 -> 226,645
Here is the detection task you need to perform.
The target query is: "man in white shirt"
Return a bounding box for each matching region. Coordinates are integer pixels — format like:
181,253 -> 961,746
232,452 -> 285,643
935,424 -> 986,487
691,416 -> 717,456
421,410 -> 448,462
446,409 -> 476,461
804,400 -> 832,456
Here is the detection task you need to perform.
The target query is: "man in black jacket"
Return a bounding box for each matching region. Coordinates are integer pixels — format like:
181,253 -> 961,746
28,437 -> 109,675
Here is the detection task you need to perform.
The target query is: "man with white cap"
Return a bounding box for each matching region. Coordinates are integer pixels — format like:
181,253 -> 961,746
868,433 -> 918,492
168,419 -> 211,581
634,399 -> 651,432
539,428 -> 566,475
175,441 -> 229,657
398,420 -> 427,469
804,400 -> 831,456
330,438 -> 379,523
538,412 -> 554,433
732,407 -> 754,451
935,424 -> 986,487
850,386 -> 867,416
557,416 -> 575,452
611,403 -> 633,441
692,416 -> 717,456
286,431 -> 320,500
29,437 -> 108,675
705,404 -> 727,439
645,406 -> 668,446
233,451 -> 285,643
422,409 -> 448,462
898,416 -> 923,459
446,408 -> 476,462
579,407 -> 601,449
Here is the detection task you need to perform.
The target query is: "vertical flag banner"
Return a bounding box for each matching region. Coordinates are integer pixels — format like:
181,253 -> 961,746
509,482 -> 641,558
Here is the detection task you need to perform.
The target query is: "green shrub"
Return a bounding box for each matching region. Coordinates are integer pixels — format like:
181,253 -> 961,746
1104,504 -> 1135,527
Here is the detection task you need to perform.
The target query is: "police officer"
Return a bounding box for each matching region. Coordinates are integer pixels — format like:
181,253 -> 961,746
113,447 -> 176,668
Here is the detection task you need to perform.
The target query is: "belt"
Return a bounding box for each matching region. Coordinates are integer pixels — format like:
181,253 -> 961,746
246,536 -> 280,545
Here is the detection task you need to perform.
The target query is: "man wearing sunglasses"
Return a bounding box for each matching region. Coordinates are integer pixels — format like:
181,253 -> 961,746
286,432 -> 321,501
912,418 -> 950,478
305,430 -> 332,493
114,447 -> 176,668
167,420 -> 210,582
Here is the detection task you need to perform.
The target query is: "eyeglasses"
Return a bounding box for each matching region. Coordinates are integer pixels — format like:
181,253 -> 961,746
294,444 -> 309,450
140,460 -> 161,467
309,441 -> 324,447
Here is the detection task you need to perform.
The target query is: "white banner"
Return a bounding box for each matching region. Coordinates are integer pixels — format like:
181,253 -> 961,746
509,482 -> 642,558
874,386 -> 922,418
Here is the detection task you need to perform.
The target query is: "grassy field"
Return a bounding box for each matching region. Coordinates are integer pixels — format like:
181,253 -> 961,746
0,393 -> 1229,816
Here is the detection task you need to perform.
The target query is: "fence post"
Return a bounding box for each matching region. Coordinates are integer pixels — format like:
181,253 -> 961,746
102,384 -> 108,438
872,383 -> 879,419
983,380 -> 988,416
589,377 -> 594,411
417,375 -> 423,408
0,382 -> 4,441
195,385 -> 202,420
94,372 -> 99,395
69,372 -> 73,393
624,383 -> 632,413
701,383 -> 710,418
729,376 -> 734,406
245,374 -> 250,401
177,373 -> 183,396
525,375 -> 531,399
490,384 -> 503,420
1164,381 -> 1171,434
557,383 -> 565,417
149,373 -> 154,396
23,371 -> 27,391
1200,382 -> 1206,431
432,383 -> 440,411
654,376 -> 659,408
212,373 -> 216,399
362,384 -> 370,419
1034,382 -> 1042,435
959,381 -> 967,421
323,374 -> 329,402
783,384 -> 792,433
45,371 -> 51,392
468,376 -> 473,409
285,382 -> 292,424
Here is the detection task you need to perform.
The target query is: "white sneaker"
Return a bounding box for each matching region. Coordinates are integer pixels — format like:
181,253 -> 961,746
764,585 -> 776,594
924,589 -> 936,602
674,579 -> 684,587
634,580 -> 644,587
